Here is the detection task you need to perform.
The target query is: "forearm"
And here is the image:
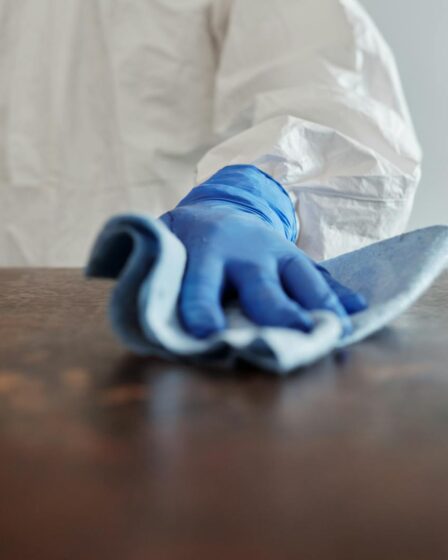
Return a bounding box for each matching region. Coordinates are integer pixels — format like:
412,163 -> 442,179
205,0 -> 422,259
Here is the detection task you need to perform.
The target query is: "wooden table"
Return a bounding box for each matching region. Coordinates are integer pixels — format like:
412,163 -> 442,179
0,269 -> 448,560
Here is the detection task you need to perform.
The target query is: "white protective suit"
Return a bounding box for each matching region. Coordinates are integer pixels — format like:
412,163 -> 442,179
0,0 -> 421,266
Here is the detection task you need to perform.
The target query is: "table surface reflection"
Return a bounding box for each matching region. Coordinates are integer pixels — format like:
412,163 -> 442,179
1,269 -> 448,560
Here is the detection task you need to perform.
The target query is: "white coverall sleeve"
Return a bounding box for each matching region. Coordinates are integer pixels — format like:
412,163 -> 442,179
197,0 -> 422,261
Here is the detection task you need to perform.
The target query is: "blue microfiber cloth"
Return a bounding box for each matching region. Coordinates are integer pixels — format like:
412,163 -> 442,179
86,216 -> 448,374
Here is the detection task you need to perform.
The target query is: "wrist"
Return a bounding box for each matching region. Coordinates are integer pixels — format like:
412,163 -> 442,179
177,165 -> 298,242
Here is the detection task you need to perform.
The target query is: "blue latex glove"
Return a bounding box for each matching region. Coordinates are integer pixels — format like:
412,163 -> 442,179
160,165 -> 367,339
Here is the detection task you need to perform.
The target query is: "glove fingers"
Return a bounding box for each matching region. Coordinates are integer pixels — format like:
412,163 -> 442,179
179,254 -> 226,339
315,265 -> 368,314
231,265 -> 314,331
280,254 -> 353,336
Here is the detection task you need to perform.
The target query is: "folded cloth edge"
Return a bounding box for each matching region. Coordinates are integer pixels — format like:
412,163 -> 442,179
86,215 -> 448,373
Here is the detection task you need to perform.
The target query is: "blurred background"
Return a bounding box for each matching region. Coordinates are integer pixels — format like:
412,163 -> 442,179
363,0 -> 448,229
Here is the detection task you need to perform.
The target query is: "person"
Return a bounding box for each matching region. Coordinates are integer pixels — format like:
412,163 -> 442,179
0,0 -> 421,337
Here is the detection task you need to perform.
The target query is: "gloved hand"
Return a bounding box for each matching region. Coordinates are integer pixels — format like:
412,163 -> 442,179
160,165 -> 367,339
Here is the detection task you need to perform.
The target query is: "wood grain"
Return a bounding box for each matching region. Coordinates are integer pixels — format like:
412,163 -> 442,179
0,268 -> 448,560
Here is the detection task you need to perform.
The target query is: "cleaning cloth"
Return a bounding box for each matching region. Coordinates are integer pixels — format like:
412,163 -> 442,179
86,216 -> 448,374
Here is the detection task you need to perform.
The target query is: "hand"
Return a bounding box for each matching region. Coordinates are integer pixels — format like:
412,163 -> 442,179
160,204 -> 367,338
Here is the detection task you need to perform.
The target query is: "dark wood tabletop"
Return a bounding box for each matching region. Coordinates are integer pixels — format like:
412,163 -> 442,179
1,269 -> 448,560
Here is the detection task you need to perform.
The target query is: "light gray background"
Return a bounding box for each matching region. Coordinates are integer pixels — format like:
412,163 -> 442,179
362,0 -> 448,229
